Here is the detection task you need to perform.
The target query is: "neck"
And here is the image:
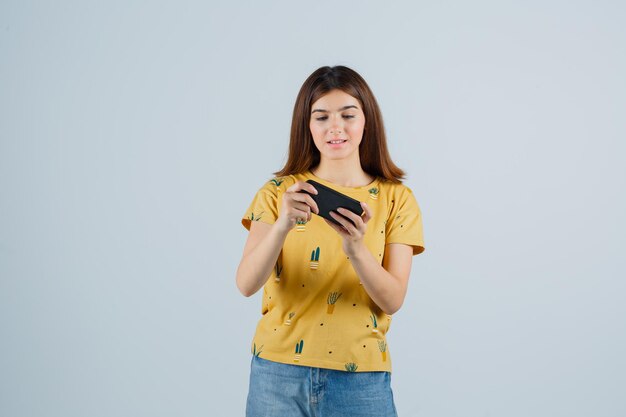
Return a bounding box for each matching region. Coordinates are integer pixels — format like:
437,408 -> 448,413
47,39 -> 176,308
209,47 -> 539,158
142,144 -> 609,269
311,157 -> 374,188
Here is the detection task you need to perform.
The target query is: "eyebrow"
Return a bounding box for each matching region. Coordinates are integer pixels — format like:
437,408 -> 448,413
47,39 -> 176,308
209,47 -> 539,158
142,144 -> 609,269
311,105 -> 359,114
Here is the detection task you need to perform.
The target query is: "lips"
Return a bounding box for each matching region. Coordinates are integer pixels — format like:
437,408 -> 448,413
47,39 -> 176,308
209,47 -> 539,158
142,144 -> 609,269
327,139 -> 347,144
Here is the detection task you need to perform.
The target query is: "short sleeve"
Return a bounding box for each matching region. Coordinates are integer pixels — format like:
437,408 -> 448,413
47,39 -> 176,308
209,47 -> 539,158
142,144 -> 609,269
241,179 -> 281,231
385,185 -> 425,255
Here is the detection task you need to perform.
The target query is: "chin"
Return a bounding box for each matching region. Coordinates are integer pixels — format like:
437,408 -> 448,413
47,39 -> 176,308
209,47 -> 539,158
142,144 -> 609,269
316,142 -> 360,161
322,151 -> 352,161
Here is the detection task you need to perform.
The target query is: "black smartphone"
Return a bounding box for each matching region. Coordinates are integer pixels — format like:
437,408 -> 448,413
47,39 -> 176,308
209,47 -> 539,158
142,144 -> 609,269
300,179 -> 364,227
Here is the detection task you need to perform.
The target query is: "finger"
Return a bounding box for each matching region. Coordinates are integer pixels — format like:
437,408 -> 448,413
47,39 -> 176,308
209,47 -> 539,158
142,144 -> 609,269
288,181 -> 319,212
286,181 -> 304,193
304,183 -> 318,195
287,181 -> 318,195
285,192 -> 320,214
292,207 -> 310,222
360,202 -> 372,224
308,198 -> 319,215
324,218 -> 348,235
298,206 -> 313,222
336,208 -> 362,229
330,211 -> 355,233
287,192 -> 319,214
292,201 -> 312,216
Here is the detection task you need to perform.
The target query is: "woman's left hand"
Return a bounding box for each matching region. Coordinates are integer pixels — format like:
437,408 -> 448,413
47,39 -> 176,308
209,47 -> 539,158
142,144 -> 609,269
324,202 -> 372,257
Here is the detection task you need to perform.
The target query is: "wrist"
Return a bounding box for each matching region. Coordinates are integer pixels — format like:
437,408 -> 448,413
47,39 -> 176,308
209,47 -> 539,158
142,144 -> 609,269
345,241 -> 368,260
273,217 -> 293,235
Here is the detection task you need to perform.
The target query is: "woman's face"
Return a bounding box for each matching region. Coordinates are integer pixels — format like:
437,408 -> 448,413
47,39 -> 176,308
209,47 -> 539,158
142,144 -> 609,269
309,89 -> 366,162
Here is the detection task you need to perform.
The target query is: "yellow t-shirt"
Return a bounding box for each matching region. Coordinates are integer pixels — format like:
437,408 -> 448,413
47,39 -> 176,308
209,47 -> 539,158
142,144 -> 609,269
241,170 -> 425,372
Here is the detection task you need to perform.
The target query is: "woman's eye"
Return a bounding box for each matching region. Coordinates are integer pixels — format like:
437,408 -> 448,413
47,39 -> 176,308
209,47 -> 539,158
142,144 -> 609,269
314,115 -> 354,121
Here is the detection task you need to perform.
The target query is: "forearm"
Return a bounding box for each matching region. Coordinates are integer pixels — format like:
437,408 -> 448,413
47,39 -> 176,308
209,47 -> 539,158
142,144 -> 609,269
236,223 -> 290,297
348,243 -> 404,315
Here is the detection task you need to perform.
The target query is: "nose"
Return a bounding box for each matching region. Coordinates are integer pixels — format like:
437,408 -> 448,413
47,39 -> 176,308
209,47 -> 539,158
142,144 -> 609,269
330,118 -> 343,135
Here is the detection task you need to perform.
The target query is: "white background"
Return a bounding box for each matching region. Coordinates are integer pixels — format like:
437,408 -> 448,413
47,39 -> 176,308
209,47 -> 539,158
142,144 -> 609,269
1,1 -> 625,416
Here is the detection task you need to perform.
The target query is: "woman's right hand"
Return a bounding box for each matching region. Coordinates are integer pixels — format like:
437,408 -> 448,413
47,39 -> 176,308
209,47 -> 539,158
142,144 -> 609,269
236,182 -> 319,296
275,181 -> 319,231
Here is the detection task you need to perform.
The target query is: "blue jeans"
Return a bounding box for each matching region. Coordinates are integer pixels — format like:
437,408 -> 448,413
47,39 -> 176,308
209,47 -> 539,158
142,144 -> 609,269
246,356 -> 398,417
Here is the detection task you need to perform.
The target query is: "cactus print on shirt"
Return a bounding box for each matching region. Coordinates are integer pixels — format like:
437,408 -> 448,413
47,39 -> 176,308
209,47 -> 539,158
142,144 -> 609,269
241,170 -> 425,373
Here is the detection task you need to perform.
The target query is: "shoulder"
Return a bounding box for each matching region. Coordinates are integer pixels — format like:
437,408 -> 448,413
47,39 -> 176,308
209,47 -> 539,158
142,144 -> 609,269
265,174 -> 300,192
377,179 -> 422,217
267,173 -> 311,191
252,174 -> 305,197
377,179 -> 415,199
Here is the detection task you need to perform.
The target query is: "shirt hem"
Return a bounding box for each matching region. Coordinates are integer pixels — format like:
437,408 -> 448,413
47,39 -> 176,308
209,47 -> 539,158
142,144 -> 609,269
254,351 -> 393,373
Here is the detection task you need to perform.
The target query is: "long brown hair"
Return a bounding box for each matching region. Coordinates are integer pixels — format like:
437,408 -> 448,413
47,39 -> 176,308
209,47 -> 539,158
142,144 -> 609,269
273,65 -> 405,183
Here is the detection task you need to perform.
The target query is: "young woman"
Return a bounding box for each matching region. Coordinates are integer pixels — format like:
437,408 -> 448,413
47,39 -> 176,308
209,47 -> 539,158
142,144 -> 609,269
236,65 -> 425,417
